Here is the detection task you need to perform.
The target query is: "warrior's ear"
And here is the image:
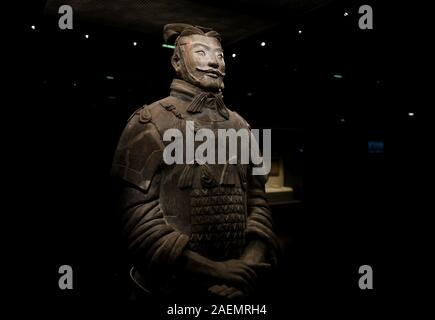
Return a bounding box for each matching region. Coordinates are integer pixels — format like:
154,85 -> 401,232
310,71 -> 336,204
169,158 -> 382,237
171,51 -> 181,74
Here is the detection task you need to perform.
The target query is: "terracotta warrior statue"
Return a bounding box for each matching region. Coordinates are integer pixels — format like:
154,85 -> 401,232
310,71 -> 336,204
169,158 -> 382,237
111,23 -> 278,300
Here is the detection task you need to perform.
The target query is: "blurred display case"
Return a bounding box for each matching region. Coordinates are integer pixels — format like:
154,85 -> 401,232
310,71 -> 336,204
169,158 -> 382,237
264,128 -> 304,205
266,158 -> 295,204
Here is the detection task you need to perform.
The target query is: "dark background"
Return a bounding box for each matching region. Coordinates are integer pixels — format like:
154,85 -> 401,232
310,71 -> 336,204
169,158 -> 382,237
14,0 -> 428,317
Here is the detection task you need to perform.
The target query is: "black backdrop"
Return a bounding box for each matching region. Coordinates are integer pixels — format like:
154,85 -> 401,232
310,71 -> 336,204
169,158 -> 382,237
13,0 -> 428,317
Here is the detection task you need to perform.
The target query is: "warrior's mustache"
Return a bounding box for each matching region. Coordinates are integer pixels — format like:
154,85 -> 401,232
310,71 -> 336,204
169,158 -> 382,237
196,67 -> 226,77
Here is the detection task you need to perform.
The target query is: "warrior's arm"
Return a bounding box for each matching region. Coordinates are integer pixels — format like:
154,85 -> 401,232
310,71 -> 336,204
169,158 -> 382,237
119,176 -> 190,275
242,171 -> 279,265
112,110 -> 192,276
230,113 -> 279,264
120,179 -> 259,291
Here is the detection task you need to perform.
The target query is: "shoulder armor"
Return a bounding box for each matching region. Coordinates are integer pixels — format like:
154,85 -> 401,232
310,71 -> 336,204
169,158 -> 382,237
231,111 -> 251,130
139,107 -> 152,124
111,106 -> 164,192
127,104 -> 145,122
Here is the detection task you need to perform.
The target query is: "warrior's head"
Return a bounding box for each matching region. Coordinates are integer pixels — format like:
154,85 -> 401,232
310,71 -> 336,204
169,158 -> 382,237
164,24 -> 226,93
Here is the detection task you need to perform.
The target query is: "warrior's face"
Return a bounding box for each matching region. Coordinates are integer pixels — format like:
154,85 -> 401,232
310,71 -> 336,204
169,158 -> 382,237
172,34 -> 226,92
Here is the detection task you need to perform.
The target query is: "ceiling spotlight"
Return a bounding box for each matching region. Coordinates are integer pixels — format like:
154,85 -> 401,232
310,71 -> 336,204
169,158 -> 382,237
85,34 -> 89,39
261,41 -> 266,47
31,25 -> 36,30
106,75 -> 115,80
340,118 -> 345,123
408,112 -> 415,117
133,41 -> 137,46
298,30 -> 302,34
344,12 -> 349,16
232,53 -> 236,58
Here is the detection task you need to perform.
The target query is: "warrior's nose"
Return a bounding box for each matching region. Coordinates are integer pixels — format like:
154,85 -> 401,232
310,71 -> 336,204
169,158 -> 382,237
208,60 -> 219,69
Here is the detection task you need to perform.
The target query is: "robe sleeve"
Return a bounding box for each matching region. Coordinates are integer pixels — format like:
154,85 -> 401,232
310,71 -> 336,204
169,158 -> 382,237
111,106 -> 190,279
119,174 -> 190,276
245,168 -> 280,265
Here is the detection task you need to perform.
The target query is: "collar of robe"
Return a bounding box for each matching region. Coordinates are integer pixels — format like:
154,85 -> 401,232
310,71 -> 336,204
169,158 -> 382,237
170,79 -> 229,120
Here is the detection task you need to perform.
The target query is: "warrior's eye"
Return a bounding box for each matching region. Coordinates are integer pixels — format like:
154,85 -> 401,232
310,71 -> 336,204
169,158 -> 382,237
196,50 -> 206,56
217,53 -> 224,59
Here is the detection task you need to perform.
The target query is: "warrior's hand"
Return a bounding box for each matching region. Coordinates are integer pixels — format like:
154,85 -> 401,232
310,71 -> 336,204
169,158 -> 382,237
181,250 -> 268,294
245,261 -> 271,273
211,259 -> 269,293
208,284 -> 244,299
